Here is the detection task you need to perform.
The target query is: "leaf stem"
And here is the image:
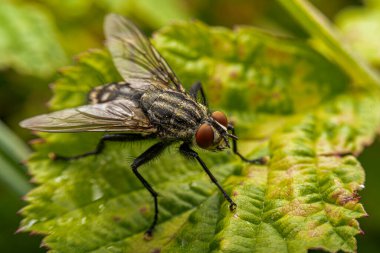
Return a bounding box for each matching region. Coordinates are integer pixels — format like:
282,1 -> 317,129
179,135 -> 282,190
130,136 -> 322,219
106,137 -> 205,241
0,121 -> 30,162
0,154 -> 31,195
278,0 -> 380,87
0,121 -> 32,195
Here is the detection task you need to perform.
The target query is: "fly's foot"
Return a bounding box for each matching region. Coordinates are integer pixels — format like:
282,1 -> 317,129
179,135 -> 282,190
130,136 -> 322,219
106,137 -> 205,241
244,156 -> 268,165
144,229 -> 154,241
48,152 -> 73,161
229,202 -> 237,211
257,156 -> 269,165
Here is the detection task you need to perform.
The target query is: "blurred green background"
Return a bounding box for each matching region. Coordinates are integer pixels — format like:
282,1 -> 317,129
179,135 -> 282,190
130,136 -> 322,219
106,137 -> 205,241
1,0 -> 379,252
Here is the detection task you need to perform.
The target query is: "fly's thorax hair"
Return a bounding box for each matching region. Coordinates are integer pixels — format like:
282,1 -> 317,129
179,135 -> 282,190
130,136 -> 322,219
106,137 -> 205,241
141,89 -> 208,141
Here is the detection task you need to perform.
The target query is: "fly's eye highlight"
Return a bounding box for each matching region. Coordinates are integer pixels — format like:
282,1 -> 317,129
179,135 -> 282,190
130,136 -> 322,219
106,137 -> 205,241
211,111 -> 228,127
195,124 -> 214,148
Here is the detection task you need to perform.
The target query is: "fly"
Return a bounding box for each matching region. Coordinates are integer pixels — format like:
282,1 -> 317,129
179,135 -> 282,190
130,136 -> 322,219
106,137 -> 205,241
20,14 -> 266,239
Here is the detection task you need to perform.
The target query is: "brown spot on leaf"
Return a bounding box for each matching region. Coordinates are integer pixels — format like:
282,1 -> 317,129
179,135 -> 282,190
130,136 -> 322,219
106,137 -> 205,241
112,216 -> 122,222
319,151 -> 353,157
229,71 -> 238,79
331,189 -> 359,205
29,138 -> 45,145
340,195 -> 359,205
139,206 -> 148,214
280,199 -> 319,217
353,191 -> 361,200
151,249 -> 161,253
48,152 -> 57,160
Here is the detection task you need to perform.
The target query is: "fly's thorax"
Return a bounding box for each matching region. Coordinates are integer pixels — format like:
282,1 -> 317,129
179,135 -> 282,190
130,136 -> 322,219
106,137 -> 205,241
141,89 -> 208,140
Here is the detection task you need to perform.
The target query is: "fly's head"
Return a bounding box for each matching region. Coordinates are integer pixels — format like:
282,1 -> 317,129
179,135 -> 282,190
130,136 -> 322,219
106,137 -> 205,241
194,111 -> 236,151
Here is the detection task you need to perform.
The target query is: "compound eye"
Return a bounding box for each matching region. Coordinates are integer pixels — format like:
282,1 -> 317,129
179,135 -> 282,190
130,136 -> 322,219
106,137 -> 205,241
195,124 -> 214,149
211,111 -> 228,127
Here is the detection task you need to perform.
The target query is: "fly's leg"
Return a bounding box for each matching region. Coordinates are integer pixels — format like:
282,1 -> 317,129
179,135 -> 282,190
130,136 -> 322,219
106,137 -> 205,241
189,81 -> 208,107
227,124 -> 266,164
179,143 -> 237,211
131,142 -> 169,239
54,134 -> 167,239
52,134 -> 154,161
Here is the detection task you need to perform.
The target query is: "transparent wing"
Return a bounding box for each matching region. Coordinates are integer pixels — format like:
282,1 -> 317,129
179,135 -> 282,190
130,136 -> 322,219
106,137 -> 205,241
88,82 -> 144,104
104,13 -> 185,92
20,99 -> 157,133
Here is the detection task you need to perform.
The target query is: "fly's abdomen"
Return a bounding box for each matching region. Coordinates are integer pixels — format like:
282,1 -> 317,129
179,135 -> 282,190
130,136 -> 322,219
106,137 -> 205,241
141,90 -> 207,140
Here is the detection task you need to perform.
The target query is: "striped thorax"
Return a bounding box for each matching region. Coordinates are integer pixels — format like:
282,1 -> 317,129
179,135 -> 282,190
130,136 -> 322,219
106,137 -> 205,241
141,88 -> 207,141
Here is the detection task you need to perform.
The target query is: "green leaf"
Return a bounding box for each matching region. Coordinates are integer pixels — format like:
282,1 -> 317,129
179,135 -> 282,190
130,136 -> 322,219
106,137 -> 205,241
20,21 -> 380,253
0,1 -> 67,77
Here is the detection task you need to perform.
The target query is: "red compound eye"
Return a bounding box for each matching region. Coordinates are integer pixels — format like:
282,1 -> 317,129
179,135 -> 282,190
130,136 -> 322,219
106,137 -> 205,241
195,124 -> 214,149
211,111 -> 228,127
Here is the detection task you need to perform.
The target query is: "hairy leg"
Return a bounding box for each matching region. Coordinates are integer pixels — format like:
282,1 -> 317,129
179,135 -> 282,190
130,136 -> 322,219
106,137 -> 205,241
189,81 -> 208,107
227,124 -> 266,164
179,142 -> 236,211
52,134 -> 154,161
131,141 -> 169,239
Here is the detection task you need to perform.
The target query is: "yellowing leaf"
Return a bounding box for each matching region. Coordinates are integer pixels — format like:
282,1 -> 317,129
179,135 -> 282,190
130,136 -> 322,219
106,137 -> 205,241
336,3 -> 380,67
